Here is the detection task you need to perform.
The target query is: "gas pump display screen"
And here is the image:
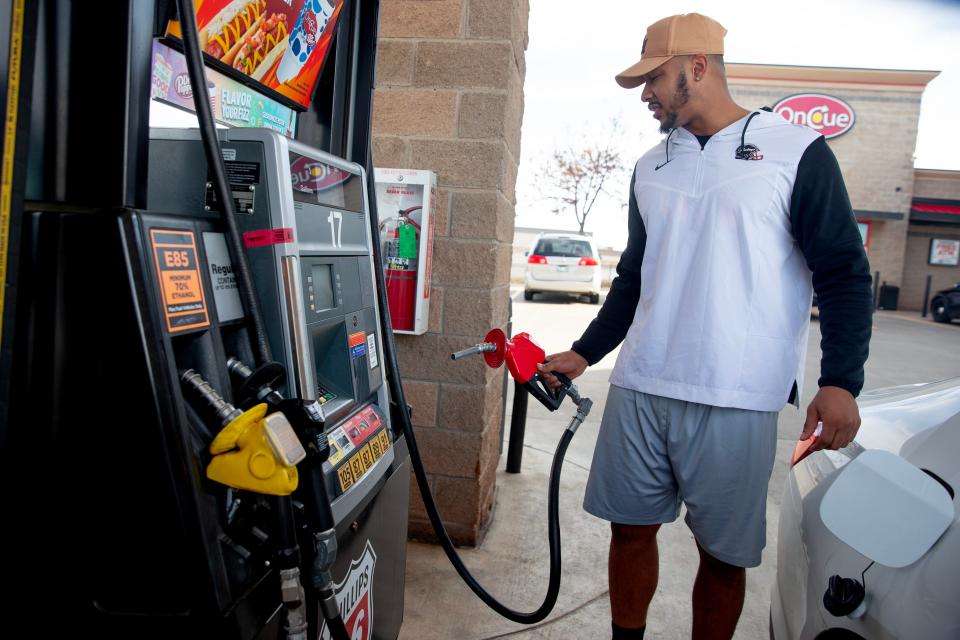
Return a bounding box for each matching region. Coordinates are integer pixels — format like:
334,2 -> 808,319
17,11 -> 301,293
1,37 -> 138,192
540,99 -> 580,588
311,264 -> 335,311
289,152 -> 364,212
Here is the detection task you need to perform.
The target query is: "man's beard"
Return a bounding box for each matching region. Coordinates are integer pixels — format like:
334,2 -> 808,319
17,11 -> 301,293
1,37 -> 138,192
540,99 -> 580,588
659,70 -> 690,134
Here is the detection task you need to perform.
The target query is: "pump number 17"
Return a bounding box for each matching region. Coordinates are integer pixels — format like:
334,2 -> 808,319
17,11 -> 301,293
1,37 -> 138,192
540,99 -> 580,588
327,211 -> 343,248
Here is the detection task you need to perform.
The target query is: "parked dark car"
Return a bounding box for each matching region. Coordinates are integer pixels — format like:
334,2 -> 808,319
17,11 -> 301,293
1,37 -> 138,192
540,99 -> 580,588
931,283 -> 960,323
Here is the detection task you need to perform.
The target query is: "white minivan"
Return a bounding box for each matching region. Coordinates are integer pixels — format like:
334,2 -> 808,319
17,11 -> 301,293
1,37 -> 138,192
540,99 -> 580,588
524,233 -> 602,304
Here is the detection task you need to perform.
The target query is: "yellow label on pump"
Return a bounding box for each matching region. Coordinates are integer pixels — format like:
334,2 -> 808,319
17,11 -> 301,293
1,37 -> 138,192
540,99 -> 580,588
337,461 -> 355,491
336,427 -> 391,492
0,0 -> 25,344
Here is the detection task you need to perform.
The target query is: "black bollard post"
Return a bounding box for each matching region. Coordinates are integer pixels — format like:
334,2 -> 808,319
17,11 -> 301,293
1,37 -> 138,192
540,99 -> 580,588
873,271 -> 881,310
506,380 -> 528,474
922,274 -> 932,318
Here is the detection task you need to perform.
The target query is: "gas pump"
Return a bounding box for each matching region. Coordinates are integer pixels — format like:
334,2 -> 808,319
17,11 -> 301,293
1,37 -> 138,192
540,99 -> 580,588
144,124 -> 407,638
1,0 -> 406,638
145,4 -> 409,635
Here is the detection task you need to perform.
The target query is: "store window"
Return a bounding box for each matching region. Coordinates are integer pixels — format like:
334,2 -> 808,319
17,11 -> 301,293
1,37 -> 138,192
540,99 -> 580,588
857,221 -> 870,253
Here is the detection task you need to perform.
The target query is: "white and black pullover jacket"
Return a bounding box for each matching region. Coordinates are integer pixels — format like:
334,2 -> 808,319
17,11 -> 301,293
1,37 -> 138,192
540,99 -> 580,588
572,111 -> 873,412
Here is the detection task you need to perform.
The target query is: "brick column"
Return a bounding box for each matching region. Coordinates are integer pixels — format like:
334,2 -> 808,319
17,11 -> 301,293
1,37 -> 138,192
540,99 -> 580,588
372,0 -> 528,545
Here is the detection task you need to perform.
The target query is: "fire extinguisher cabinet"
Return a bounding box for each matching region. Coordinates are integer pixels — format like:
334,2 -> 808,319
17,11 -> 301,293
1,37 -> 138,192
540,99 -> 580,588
374,168 -> 437,335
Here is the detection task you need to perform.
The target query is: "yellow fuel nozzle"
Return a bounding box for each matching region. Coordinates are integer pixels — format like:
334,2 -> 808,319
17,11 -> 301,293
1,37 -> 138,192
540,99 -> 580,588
181,370 -> 307,496
207,403 -> 308,495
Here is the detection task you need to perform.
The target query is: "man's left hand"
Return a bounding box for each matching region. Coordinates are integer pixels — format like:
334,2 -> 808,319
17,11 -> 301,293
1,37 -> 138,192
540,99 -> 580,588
800,386 -> 861,451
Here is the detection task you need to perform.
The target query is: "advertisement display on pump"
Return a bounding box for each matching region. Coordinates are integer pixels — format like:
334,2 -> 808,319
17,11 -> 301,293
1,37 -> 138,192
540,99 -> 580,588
165,0 -> 346,108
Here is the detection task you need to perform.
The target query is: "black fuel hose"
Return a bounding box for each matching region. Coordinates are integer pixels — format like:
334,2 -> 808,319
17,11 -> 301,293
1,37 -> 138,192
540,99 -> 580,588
175,0 -> 273,367
321,609 -> 352,639
362,161 -> 571,625
175,4 -> 350,640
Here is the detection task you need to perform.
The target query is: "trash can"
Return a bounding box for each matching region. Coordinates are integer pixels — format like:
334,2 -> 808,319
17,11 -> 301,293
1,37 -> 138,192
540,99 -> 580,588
878,284 -> 899,311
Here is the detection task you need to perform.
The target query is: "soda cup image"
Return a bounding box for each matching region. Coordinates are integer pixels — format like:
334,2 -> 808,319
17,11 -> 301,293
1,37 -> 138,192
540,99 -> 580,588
207,80 -> 218,117
276,0 -> 335,84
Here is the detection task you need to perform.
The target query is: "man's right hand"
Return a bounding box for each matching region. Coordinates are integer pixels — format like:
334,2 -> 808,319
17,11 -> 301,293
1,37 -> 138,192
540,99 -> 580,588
538,350 -> 589,389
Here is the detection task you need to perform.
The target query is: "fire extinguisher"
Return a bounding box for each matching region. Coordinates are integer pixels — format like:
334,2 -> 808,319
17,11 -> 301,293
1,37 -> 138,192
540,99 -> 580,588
381,206 -> 421,331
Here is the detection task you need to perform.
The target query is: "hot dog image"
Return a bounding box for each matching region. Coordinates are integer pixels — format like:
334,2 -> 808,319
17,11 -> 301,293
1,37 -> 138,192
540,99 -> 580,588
233,12 -> 289,80
198,0 -> 267,66
169,0 -> 344,108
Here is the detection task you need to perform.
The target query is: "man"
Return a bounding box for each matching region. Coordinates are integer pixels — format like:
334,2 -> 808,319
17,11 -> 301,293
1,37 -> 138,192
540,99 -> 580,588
540,13 -> 873,640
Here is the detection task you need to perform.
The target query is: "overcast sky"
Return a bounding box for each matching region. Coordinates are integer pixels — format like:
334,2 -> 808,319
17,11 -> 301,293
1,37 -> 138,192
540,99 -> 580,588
516,0 -> 960,249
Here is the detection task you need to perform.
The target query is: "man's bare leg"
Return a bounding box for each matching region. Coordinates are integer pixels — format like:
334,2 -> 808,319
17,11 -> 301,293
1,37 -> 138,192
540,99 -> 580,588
609,523 -> 660,634
692,541 -> 746,640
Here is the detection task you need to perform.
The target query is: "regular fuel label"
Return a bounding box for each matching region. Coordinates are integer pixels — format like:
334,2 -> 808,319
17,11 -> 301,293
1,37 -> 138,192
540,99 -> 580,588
150,229 -> 210,333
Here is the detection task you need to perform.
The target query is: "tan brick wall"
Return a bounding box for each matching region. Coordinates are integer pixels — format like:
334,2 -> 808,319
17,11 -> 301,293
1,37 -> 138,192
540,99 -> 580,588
866,219 -> 910,287
914,169 -> 960,200
727,84 -> 922,287
373,0 -> 529,545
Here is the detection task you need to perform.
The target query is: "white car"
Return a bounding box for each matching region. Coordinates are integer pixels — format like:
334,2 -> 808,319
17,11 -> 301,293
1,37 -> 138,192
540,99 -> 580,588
771,378 -> 959,640
524,233 -> 602,304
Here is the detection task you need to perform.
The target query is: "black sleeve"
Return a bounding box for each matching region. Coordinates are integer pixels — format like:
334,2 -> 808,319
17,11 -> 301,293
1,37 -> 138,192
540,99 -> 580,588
571,168 -> 647,365
790,137 -> 873,397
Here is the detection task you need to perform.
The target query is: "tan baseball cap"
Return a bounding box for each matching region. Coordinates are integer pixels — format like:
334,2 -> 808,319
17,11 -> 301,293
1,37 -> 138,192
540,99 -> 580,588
615,13 -> 727,89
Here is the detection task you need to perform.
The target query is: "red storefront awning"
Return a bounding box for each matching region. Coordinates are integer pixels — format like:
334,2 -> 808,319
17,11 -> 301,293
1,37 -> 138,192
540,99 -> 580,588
911,202 -> 960,215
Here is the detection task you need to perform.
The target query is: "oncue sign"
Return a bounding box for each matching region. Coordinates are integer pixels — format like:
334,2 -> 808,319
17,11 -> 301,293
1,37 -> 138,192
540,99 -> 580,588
773,94 -> 856,139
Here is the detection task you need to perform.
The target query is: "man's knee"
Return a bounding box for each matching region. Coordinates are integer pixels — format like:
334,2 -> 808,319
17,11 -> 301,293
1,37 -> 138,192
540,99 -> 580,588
611,523 -> 660,547
696,542 -> 745,576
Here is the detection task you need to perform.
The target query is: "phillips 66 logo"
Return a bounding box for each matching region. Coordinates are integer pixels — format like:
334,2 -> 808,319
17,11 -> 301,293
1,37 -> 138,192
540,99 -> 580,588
320,541 -> 377,640
773,94 -> 856,139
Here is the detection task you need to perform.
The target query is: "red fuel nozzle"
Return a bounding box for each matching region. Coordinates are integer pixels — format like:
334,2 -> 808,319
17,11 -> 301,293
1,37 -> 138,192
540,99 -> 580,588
450,329 -> 580,413
449,328 -> 548,384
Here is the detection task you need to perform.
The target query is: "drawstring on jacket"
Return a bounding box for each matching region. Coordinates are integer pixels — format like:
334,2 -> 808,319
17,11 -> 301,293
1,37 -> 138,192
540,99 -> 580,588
735,110 -> 765,161
655,127 -> 677,171
655,107 -> 773,170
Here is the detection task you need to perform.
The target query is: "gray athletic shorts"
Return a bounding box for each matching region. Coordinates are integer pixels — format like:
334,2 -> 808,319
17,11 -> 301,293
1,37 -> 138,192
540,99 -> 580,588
583,385 -> 779,568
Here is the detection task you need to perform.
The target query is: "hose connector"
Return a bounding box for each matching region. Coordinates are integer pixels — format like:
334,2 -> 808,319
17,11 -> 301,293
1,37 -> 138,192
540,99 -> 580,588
450,342 -> 498,361
180,369 -> 242,427
279,567 -> 309,640
226,357 -> 253,379
566,397 -> 593,434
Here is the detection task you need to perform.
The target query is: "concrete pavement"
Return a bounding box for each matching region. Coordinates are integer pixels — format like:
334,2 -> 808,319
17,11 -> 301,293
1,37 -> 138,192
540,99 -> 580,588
398,292 -> 960,639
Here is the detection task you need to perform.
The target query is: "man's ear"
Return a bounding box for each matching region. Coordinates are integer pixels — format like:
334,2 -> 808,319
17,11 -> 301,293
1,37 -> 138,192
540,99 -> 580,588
691,54 -> 708,81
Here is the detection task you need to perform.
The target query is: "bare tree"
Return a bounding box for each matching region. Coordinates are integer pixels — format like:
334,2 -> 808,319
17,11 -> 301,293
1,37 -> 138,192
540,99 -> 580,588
538,127 -> 630,234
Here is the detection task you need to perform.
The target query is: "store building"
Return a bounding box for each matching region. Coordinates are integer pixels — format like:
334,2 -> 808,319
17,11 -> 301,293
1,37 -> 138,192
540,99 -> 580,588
903,169 -> 960,310
727,64 -> 959,311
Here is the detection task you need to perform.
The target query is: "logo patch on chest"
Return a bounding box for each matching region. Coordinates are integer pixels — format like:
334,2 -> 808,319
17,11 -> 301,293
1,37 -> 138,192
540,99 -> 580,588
735,143 -> 764,161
